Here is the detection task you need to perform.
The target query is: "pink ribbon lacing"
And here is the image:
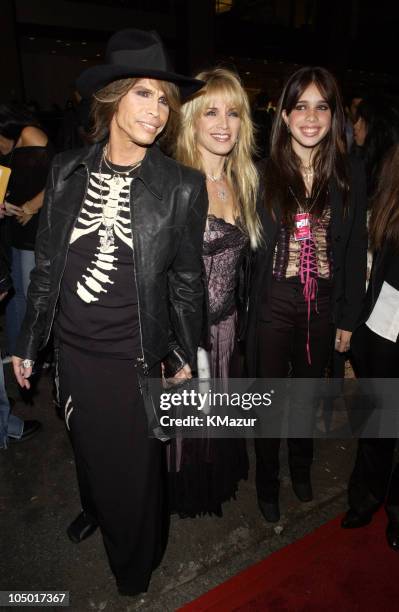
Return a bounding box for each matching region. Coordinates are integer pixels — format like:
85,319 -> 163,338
299,230 -> 319,365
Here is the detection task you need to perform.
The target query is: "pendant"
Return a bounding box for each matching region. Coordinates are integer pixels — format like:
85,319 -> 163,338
99,226 -> 115,253
217,188 -> 227,201
304,171 -> 313,185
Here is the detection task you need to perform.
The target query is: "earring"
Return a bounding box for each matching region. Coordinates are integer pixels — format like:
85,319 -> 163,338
286,123 -> 291,134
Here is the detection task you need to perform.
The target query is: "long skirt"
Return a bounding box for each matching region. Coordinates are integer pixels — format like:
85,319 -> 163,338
58,343 -> 168,594
168,311 -> 249,517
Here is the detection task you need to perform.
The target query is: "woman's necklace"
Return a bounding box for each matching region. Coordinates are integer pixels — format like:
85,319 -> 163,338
289,184 -> 322,214
206,172 -> 227,201
300,162 -> 314,189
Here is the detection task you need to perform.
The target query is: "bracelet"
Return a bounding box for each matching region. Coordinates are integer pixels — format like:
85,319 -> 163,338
22,359 -> 35,369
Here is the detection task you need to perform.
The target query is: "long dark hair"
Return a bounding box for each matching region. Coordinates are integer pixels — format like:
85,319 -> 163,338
369,143 -> 399,251
0,104 -> 41,143
264,66 -> 349,224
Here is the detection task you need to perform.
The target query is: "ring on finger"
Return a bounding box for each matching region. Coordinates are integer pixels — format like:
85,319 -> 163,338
22,358 -> 34,369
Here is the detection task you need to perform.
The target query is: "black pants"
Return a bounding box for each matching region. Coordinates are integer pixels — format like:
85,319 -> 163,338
255,279 -> 334,501
348,324 -> 399,523
58,344 -> 167,593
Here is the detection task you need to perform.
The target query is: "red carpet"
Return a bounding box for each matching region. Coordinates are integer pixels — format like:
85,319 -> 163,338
180,509 -> 399,612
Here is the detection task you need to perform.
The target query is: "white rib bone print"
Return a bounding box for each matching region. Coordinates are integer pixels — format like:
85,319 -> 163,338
70,172 -> 133,303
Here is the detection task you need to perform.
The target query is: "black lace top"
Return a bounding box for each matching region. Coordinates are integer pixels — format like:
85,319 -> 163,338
203,215 -> 249,325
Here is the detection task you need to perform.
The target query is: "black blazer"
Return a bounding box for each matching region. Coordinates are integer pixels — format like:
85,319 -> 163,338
246,157 -> 368,376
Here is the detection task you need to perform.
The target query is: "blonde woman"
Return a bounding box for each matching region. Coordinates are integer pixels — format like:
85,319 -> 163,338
177,67 -> 261,377
169,67 -> 261,516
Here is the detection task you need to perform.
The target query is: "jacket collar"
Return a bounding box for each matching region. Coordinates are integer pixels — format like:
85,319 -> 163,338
137,143 -> 164,200
62,140 -> 164,200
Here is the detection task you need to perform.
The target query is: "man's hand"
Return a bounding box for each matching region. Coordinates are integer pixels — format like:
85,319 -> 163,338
12,356 -> 33,390
335,328 -> 352,353
173,363 -> 192,380
0,291 -> 8,301
162,363 -> 192,388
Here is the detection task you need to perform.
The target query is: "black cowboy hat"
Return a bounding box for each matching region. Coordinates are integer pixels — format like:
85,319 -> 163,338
76,28 -> 204,99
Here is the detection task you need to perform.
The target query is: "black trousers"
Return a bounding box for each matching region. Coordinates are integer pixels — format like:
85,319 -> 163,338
58,344 -> 167,593
255,279 -> 334,501
348,324 -> 399,523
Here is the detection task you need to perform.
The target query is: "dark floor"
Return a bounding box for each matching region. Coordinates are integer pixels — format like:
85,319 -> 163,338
0,360 -> 366,612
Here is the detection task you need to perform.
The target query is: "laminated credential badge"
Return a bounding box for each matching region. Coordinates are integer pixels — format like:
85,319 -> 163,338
294,212 -> 311,241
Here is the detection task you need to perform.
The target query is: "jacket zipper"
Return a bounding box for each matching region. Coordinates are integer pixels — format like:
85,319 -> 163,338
43,166 -> 90,347
129,178 -> 148,375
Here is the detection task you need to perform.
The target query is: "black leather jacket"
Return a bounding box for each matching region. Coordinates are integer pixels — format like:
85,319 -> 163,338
15,142 -> 208,375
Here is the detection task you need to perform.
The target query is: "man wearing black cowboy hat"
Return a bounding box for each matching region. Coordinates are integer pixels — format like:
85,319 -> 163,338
12,28 -> 207,596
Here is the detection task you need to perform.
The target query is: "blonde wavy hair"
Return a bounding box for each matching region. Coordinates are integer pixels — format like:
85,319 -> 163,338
175,67 -> 261,249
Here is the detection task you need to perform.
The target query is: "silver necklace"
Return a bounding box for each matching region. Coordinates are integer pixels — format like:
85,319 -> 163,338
103,144 -> 142,184
206,173 -> 227,201
98,148 -> 140,253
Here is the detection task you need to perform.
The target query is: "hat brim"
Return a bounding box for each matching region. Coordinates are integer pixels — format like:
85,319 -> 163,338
76,64 -> 204,99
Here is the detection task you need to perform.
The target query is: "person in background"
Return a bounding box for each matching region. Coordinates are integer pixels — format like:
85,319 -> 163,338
351,97 -> 399,292
247,66 -> 368,523
56,98 -> 83,151
170,67 -> 262,516
0,242 -> 41,447
253,89 -> 273,160
351,97 -> 399,197
344,91 -> 364,150
0,105 -> 53,356
341,144 -> 399,551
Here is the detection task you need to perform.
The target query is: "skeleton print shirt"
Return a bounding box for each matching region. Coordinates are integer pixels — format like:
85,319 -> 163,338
56,156 -> 141,358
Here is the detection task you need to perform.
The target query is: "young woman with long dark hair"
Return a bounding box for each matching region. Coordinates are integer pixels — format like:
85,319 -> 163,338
342,143 -> 399,551
247,66 -> 368,522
